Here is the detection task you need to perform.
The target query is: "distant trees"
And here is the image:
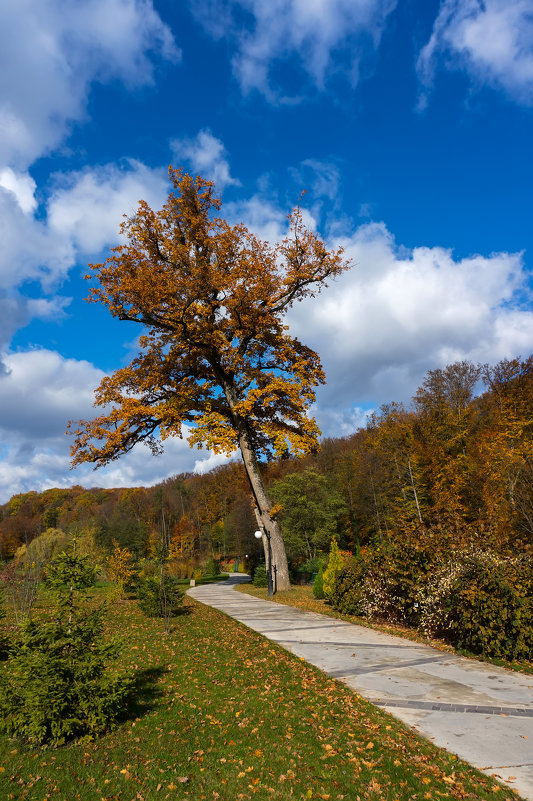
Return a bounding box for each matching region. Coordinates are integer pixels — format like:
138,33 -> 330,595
270,470 -> 346,562
1,355 -> 531,575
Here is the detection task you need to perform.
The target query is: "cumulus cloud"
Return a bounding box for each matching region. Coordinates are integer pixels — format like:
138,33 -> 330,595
0,348 -> 223,502
417,0 -> 533,107
0,0 -> 179,169
191,0 -> 397,100
47,160 -> 169,254
0,186 -> 74,292
0,168 -> 38,214
224,192 -> 289,242
171,130 -> 241,190
1,211 -> 531,499
287,220 -> 532,432
0,159 -> 168,364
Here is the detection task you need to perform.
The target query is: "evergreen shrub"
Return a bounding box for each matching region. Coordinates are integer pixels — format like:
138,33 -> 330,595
312,562 -> 325,599
322,538 -> 345,600
204,556 -> 220,577
329,559 -> 365,613
44,549 -> 97,591
0,553 -> 128,746
252,564 -> 268,587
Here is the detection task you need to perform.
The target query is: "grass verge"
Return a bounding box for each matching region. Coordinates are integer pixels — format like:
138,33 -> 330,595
0,591 -> 523,801
236,584 -> 533,675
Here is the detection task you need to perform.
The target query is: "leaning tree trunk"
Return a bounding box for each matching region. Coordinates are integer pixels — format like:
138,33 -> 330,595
220,374 -> 291,591
237,429 -> 291,592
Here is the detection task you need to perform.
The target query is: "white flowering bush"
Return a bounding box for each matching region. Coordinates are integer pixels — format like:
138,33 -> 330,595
418,548 -> 533,660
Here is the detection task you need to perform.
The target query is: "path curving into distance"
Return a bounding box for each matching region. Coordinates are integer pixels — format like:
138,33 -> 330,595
188,575 -> 533,800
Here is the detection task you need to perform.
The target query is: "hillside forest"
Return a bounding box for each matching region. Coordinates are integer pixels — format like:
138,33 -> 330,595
1,354 -> 531,567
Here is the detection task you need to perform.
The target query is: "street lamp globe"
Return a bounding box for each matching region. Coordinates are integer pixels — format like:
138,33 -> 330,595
254,530 -> 262,539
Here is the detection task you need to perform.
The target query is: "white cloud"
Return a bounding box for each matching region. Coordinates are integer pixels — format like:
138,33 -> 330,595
0,348 -> 216,502
0,0 -> 179,169
47,160 -> 169,254
1,213 -> 531,499
0,187 -> 74,292
191,0 -> 397,100
0,350 -> 105,440
171,130 -> 241,190
287,220 -> 533,432
417,0 -> 533,107
0,168 -> 37,214
0,159 -> 169,368
224,193 -> 290,242
194,451 -> 235,474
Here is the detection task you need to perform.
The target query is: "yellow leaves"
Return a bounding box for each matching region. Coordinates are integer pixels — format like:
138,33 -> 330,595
69,168 -> 351,470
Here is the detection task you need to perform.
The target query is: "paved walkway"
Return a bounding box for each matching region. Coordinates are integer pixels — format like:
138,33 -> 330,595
188,576 -> 533,801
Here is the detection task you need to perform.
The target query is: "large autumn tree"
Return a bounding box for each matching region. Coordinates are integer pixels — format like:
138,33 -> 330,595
69,170 -> 349,590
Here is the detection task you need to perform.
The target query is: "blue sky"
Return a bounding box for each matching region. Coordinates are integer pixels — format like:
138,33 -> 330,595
0,0 -> 532,502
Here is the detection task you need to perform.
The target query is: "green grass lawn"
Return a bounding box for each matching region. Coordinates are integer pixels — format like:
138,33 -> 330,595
0,590 -> 522,801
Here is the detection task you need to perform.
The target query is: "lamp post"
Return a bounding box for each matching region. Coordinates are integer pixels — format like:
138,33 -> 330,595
254,529 -> 275,596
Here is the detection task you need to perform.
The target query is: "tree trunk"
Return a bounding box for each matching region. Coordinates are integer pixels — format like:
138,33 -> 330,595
219,374 -> 291,591
238,430 -> 291,591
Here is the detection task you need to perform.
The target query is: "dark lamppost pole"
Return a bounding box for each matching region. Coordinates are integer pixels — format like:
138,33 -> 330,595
254,529 -> 275,596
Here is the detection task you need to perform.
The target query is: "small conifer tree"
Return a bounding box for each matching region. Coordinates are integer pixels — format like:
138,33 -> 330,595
0,551 -> 129,746
313,561 -> 325,599
323,538 -> 345,600
253,564 -> 268,587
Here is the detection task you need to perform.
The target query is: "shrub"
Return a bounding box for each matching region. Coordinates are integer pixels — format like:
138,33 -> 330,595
204,557 -> 220,577
252,564 -> 268,587
420,550 -> 533,660
329,559 -> 366,614
373,542 -> 434,625
136,574 -> 184,618
329,541 -> 437,625
106,541 -> 136,597
0,553 -> 128,746
44,548 -> 97,591
322,538 -> 345,600
313,562 -> 325,599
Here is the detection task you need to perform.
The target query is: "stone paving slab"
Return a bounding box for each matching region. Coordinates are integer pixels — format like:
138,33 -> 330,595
188,576 -> 533,800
